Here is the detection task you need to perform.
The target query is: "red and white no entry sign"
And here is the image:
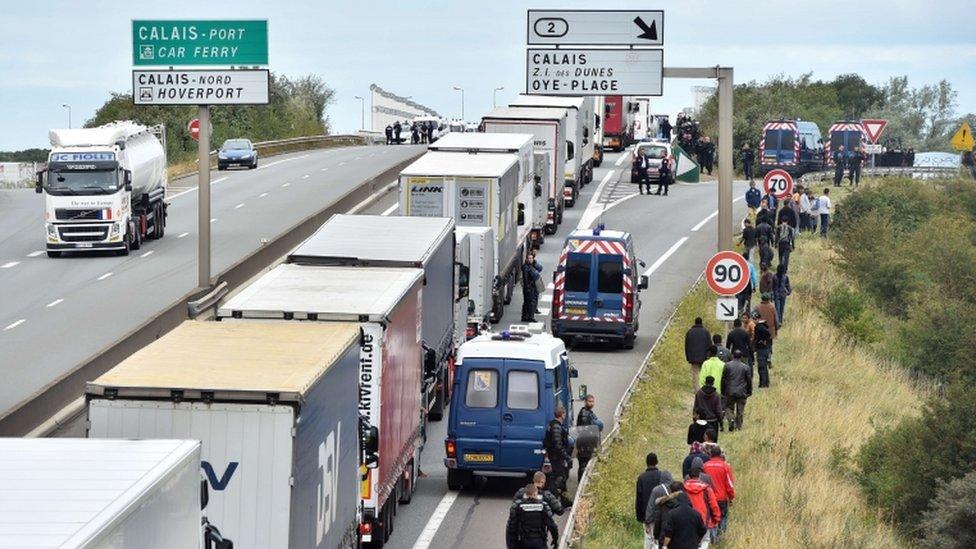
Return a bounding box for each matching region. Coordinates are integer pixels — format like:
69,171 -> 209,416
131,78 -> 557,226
763,169 -> 794,200
188,118 -> 200,142
705,251 -> 750,296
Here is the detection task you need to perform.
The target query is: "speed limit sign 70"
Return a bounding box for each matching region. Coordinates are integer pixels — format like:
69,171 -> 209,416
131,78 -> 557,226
705,251 -> 750,296
763,169 -> 794,200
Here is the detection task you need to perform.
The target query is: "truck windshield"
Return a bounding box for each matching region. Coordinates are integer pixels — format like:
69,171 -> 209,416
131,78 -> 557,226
46,169 -> 118,195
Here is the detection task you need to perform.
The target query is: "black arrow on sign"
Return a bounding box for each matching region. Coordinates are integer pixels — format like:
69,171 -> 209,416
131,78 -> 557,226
633,16 -> 658,41
719,302 -> 735,317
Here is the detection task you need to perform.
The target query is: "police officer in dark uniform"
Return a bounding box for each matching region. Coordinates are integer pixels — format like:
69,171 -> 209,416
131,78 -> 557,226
848,145 -> 865,187
832,145 -> 846,187
656,157 -> 673,196
635,149 -> 650,195
384,124 -> 393,145
393,121 -> 402,144
543,406 -> 572,508
521,252 -> 542,322
506,483 -> 559,549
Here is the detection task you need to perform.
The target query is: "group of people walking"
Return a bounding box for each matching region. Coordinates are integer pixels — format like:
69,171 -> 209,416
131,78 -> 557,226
384,120 -> 436,145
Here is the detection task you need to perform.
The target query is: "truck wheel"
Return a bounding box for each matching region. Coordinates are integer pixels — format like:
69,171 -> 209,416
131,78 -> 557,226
398,462 -> 415,504
46,251 -> 61,258
152,203 -> 164,239
130,222 -> 142,251
119,230 -> 131,256
503,274 -> 514,305
557,209 -> 564,224
447,469 -> 470,491
622,335 -> 635,350
490,294 -> 503,324
429,388 -> 444,421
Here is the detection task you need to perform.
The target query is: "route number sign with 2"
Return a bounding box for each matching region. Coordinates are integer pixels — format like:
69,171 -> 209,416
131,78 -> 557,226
763,169 -> 794,200
705,251 -> 750,296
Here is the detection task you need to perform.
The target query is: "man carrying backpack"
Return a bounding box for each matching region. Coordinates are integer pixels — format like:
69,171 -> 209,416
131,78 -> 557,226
776,219 -> 794,270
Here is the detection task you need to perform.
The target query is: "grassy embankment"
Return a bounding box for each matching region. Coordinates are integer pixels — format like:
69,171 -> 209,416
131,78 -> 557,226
578,203 -> 923,547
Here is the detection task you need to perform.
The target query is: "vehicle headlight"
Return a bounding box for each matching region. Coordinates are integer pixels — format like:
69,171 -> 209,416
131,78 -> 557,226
46,224 -> 57,238
218,152 -> 228,158
109,221 -> 121,236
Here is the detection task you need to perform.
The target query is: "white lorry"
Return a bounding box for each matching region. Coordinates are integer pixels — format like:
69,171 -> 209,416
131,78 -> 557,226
0,438 -> 231,549
457,225 -> 495,337
399,152 -> 524,324
481,107 -> 569,233
509,95 -> 598,196
37,121 -> 167,257
429,132 -> 548,249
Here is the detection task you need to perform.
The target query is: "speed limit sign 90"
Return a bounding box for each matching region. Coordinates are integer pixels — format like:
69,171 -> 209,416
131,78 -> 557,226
705,251 -> 750,296
763,169 -> 794,200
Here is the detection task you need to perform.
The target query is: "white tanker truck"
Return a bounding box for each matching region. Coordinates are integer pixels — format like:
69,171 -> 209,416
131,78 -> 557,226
37,121 -> 168,257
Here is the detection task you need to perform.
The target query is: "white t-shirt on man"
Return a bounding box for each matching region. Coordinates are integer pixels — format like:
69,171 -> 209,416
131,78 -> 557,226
818,194 -> 832,215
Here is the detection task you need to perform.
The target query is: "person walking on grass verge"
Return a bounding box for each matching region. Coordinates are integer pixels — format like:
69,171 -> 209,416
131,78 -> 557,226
687,413 -> 709,445
702,446 -> 736,539
636,453 -> 673,534
650,481 -> 686,549
807,188 -> 819,233
757,294 -> 779,340
818,187 -> 832,238
693,376 -> 723,439
776,219 -> 795,270
738,219 -> 758,263
699,347 -> 726,396
798,187 -> 812,232
506,483 -> 559,549
745,181 -> 762,222
726,319 -> 754,369
660,489 -> 707,549
575,394 -> 604,482
712,334 -> 731,362
758,262 -> 774,296
685,318 -> 711,390
773,264 -> 792,326
721,349 -> 752,431
684,466 -> 722,547
682,441 -> 710,479
737,258 -> 757,316
753,313 -> 773,388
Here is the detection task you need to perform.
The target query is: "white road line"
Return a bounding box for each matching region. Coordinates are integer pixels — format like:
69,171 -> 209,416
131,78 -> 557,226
547,282 -> 554,290
577,170 -> 616,230
410,492 -> 459,549
338,161 -> 346,166
643,237 -> 689,277
212,176 -> 228,185
297,154 -> 310,159
1,261 -> 20,269
320,167 -> 329,172
210,218 -> 217,223
615,153 -> 629,166
4,319 -> 25,331
282,183 -> 290,188
256,157 -> 299,171
96,272 -> 113,281
381,203 -> 398,216
691,210 -> 718,232
538,307 -> 551,315
178,232 -> 190,239
355,156 -> 362,160
27,251 -> 45,258
169,176 -> 228,200
235,203 -> 245,209
539,294 -> 553,303
46,299 -> 63,308
259,192 -> 269,198
302,174 -> 310,179
140,250 -> 154,258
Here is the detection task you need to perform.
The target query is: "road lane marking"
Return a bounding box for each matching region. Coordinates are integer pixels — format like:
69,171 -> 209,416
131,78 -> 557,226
410,492 -> 459,549
577,170 -> 616,230
338,161 -> 346,166
320,167 -> 329,172
4,319 -> 25,331
46,299 -> 63,308
547,282 -> 554,290
178,232 -> 190,239
539,294 -> 553,303
615,153 -> 629,166
235,203 -> 245,209
169,176 -> 228,199
538,307 -> 551,315
1,261 -> 20,269
297,154 -> 310,159
643,237 -> 688,277
140,250 -> 154,258
381,203 -> 398,216
691,210 -> 718,232
355,156 -> 362,160
210,218 -> 217,223
282,183 -> 290,188
302,174 -> 310,179
96,272 -> 113,281
27,251 -> 44,258
256,157 -> 299,171
259,192 -> 269,198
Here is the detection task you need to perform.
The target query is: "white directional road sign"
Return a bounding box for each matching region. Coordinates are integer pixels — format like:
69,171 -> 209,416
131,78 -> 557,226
527,10 -> 664,46
526,48 -> 663,96
716,297 -> 739,321
705,251 -> 750,296
864,144 -> 883,154
132,69 -> 269,105
763,168 -> 794,200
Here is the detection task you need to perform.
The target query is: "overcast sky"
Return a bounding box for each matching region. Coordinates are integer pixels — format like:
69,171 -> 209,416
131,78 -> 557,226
1,0 -> 973,150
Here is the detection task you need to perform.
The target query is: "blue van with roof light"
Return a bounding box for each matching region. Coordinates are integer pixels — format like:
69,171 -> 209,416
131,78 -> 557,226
759,119 -> 824,176
444,325 -> 576,489
551,226 -> 648,349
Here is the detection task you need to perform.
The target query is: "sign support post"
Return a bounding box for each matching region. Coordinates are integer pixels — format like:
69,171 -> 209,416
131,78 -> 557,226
197,105 -> 211,288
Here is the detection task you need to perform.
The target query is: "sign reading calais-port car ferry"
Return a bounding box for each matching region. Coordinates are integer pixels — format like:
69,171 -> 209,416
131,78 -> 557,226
132,20 -> 268,66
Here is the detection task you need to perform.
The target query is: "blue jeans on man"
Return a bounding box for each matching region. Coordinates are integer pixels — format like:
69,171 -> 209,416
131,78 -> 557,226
819,213 -> 830,237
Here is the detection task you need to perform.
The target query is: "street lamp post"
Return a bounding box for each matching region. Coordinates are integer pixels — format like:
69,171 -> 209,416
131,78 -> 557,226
493,86 -> 504,108
61,104 -> 71,129
452,86 -> 464,121
354,96 -> 365,130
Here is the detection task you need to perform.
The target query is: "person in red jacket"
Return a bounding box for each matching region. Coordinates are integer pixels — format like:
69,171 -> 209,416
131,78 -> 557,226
683,466 -> 721,544
701,446 -> 736,538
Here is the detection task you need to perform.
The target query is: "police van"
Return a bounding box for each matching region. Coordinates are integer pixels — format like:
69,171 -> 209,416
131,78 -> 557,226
551,227 -> 648,349
759,119 -> 824,176
444,324 -> 577,489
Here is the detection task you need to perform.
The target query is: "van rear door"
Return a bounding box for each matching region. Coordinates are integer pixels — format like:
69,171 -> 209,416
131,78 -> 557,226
454,360 -> 502,466
497,360 -> 547,469
594,253 -> 624,320
562,252 -> 592,318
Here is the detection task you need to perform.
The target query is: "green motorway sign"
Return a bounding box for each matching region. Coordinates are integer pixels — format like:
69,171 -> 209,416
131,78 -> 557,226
132,20 -> 268,66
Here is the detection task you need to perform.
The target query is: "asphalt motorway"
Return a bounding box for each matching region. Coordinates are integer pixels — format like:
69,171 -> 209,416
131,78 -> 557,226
385,149 -> 748,549
0,144 -> 424,423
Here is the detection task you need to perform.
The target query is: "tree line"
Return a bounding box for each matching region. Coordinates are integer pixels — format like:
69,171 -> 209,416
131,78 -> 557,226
698,73 -> 969,153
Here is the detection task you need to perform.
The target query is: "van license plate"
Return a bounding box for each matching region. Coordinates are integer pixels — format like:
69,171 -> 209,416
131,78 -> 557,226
566,307 -> 586,315
464,453 -> 494,463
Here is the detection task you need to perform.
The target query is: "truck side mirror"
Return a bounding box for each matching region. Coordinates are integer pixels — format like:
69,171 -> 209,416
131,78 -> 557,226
517,203 -> 525,226
638,275 -> 649,290
457,264 -> 470,299
577,384 -> 587,399
423,347 -> 437,376
35,171 -> 44,194
566,141 -> 575,161
200,478 -> 209,510
123,170 -> 133,192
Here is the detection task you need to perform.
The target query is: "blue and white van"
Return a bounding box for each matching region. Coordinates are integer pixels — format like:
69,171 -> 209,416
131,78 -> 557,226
759,119 -> 824,176
551,227 -> 648,349
444,325 -> 577,489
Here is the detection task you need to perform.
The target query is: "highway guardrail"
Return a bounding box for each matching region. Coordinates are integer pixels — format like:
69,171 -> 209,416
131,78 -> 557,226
799,165 -> 959,184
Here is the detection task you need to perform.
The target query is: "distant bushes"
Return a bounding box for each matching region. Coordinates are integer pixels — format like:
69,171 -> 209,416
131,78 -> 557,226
832,178 -> 976,541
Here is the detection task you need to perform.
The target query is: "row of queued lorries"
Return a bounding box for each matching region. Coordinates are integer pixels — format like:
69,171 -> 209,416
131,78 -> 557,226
759,118 -> 910,177
3,95 -> 655,549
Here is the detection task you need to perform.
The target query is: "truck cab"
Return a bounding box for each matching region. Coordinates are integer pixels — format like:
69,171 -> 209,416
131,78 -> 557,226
444,325 -> 576,489
551,226 -> 648,349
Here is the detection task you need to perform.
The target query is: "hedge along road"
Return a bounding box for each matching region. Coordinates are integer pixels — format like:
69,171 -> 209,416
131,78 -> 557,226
0,144 -> 424,424
386,149 -> 749,549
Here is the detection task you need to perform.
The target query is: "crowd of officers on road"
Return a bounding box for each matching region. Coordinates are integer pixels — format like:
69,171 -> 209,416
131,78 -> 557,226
384,120 -> 437,145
